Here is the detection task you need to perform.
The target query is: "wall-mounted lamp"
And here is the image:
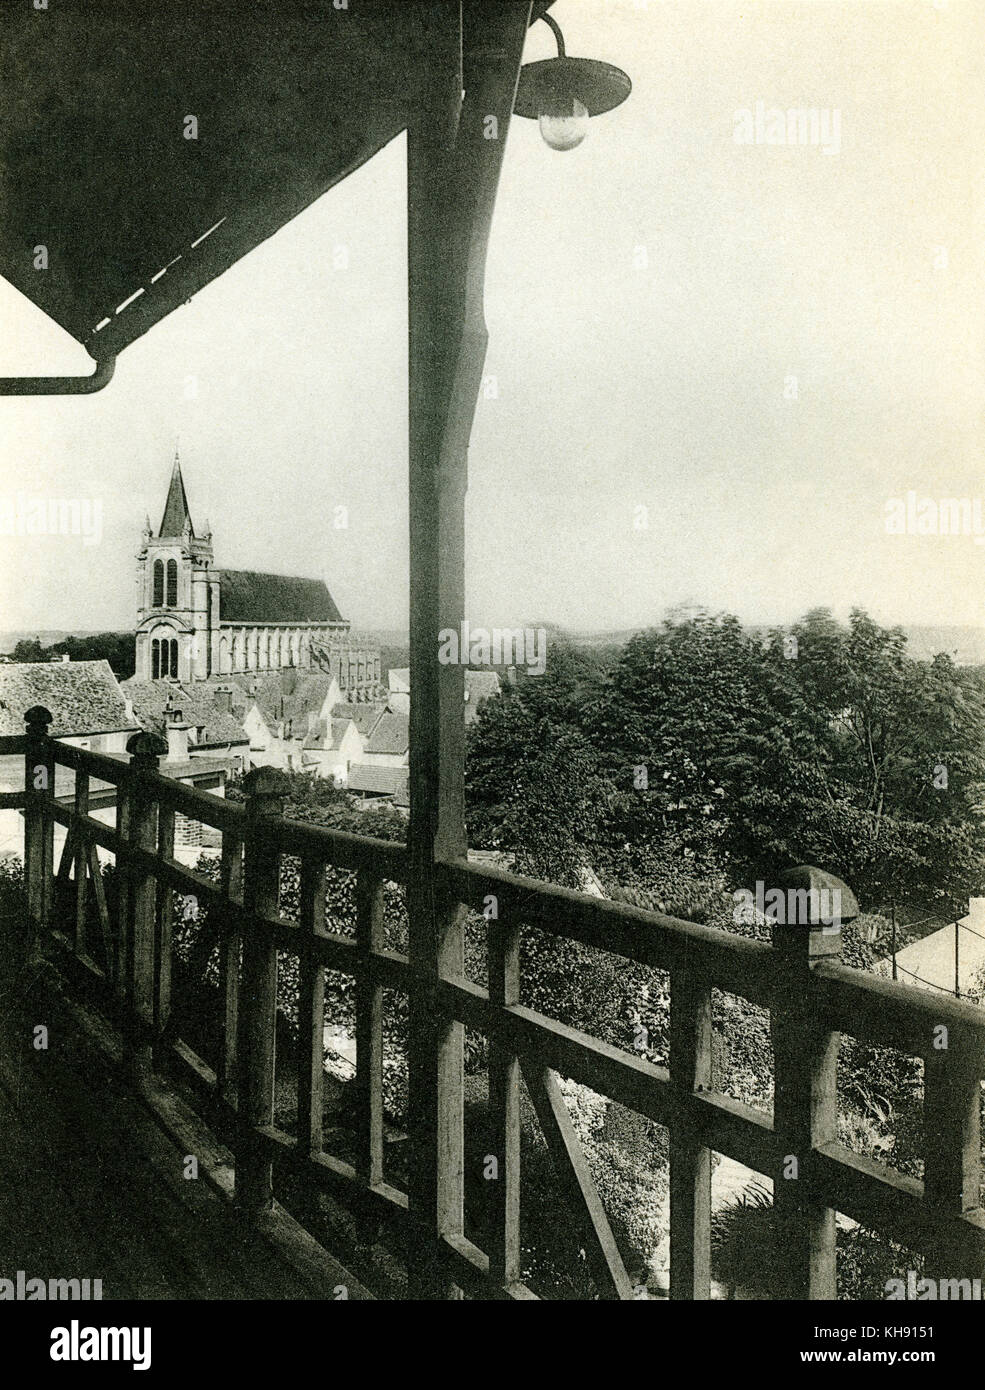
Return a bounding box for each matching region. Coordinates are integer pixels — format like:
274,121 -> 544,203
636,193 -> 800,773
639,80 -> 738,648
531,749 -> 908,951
514,13 -> 631,152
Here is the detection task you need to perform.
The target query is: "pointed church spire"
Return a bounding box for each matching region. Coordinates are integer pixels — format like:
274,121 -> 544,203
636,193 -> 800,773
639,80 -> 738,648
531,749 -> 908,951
158,448 -> 195,538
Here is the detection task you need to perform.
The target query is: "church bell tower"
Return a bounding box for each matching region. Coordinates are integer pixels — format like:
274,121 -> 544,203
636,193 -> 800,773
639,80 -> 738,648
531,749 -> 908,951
134,452 -> 220,683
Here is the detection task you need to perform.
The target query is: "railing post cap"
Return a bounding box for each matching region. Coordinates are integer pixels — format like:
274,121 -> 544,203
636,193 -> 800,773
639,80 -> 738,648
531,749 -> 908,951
776,864 -> 859,922
768,864 -> 857,961
24,705 -> 53,730
242,765 -> 290,803
126,730 -> 168,761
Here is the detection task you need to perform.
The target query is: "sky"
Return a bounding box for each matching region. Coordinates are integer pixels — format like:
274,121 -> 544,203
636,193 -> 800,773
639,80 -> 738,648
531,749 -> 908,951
1,0 -> 983,637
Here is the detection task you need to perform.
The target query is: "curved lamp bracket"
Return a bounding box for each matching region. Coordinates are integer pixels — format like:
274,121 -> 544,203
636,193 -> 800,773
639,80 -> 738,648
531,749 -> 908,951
0,355 -> 116,396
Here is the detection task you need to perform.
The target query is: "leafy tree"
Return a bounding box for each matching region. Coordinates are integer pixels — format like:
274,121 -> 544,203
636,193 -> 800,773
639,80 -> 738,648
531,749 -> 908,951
10,631 -> 136,678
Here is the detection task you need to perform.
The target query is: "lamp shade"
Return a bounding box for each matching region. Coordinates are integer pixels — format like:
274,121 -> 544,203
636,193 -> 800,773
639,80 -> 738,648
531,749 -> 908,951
514,56 -> 631,121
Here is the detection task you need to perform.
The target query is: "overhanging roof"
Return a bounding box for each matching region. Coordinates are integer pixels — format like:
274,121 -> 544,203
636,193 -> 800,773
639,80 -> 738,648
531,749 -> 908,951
0,1 -> 552,367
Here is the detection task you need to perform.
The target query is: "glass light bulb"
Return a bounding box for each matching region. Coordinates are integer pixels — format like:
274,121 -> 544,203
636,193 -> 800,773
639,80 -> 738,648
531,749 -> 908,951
538,96 -> 589,152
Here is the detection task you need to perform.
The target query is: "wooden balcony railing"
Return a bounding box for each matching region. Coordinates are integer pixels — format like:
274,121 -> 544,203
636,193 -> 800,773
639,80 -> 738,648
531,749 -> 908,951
4,704 -> 984,1299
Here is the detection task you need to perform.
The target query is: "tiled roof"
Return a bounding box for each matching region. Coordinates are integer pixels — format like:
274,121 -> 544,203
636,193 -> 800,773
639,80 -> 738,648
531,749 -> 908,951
225,671 -> 335,733
364,711 -> 409,756
331,717 -> 355,745
332,703 -> 384,738
348,764 -> 406,796
302,717 -> 328,750
194,678 -> 251,720
0,661 -> 136,737
219,569 -> 343,624
304,716 -> 355,751
287,673 -> 334,720
121,678 -> 248,746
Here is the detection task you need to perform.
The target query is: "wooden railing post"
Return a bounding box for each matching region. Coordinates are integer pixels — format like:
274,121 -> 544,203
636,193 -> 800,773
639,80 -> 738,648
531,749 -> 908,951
23,705 -> 53,960
125,731 -> 166,1081
236,765 -> 284,1217
923,1027 -> 985,1285
769,866 -> 854,1300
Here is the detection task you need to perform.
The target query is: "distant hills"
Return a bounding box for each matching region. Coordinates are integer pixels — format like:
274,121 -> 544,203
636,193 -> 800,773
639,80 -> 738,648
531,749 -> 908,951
572,623 -> 985,667
5,623 -> 985,667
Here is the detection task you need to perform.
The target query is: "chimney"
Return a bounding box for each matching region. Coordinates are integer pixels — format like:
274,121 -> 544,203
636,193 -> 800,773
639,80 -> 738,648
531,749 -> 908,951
215,686 -> 233,715
164,705 -> 189,762
61,652 -> 70,663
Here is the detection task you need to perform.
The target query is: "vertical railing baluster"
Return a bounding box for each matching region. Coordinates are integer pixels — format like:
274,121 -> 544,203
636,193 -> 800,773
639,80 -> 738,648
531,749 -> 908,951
73,767 -> 90,956
219,829 -> 243,1103
297,854 -> 327,1158
923,1029 -> 985,1283
770,868 -> 847,1300
154,801 -> 175,1066
669,965 -> 712,1300
125,732 -> 166,1082
355,871 -> 384,1186
487,912 -> 520,1289
115,767 -> 133,1001
236,766 -> 284,1216
23,705 -> 53,960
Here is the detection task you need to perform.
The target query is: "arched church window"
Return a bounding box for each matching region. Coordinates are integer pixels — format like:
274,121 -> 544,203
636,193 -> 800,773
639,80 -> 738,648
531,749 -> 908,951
152,638 -> 160,679
166,559 -> 178,607
153,561 -> 164,608
169,639 -> 179,678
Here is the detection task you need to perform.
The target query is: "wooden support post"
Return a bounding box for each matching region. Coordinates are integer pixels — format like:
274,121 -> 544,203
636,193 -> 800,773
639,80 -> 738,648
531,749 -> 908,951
23,705 -> 53,960
769,870 -> 845,1300
669,965 -> 712,1300
405,0 -> 532,1299
236,766 -> 284,1217
923,1030 -> 985,1284
355,871 -> 384,1186
487,913 -> 520,1288
125,731 -> 166,1082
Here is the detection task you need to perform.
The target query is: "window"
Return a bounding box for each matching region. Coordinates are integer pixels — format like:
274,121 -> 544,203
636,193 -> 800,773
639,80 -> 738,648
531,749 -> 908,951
166,559 -> 178,607
152,560 -> 164,607
152,636 -> 179,679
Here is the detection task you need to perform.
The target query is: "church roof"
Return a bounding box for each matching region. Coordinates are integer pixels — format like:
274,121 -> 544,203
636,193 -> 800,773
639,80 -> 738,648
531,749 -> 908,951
158,455 -> 194,537
219,570 -> 343,624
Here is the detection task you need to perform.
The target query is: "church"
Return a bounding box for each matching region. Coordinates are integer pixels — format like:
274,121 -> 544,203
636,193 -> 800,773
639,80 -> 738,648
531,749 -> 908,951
134,454 -> 381,699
